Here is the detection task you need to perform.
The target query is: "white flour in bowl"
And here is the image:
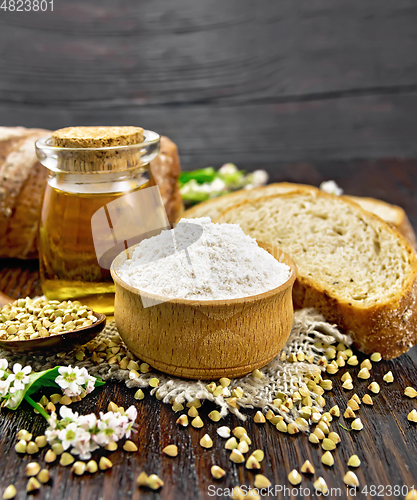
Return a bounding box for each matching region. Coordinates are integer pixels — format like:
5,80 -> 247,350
117,217 -> 291,300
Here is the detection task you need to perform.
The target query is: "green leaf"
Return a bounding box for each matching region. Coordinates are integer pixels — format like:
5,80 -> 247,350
179,167 -> 216,186
26,367 -> 62,397
5,367 -> 59,410
180,191 -> 211,202
24,394 -> 50,421
94,377 -> 105,387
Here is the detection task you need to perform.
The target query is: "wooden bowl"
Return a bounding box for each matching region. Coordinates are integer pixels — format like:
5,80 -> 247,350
0,312 -> 106,354
111,242 -> 296,380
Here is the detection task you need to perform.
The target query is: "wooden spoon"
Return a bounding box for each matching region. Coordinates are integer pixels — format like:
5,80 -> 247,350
0,292 -> 12,307
0,291 -> 106,354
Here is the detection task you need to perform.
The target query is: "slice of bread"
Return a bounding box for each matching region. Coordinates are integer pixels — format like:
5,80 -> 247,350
215,190 -> 417,359
182,182 -> 416,246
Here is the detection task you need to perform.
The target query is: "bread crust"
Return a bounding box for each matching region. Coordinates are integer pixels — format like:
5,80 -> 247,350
216,190 -> 417,359
397,215 -> 417,249
182,182 -> 318,221
148,135 -> 184,224
4,160 -> 48,258
0,127 -> 50,259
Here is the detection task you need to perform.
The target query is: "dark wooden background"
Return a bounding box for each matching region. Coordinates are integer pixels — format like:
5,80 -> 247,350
1,0 -> 417,170
1,3 -> 417,499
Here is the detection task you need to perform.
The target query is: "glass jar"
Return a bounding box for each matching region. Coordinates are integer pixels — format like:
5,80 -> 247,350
35,129 -> 161,315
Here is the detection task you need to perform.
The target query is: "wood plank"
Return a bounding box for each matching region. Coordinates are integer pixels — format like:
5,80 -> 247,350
2,1 -> 417,162
2,93 -> 417,165
0,352 -> 416,499
1,0 -> 417,106
0,259 -> 41,299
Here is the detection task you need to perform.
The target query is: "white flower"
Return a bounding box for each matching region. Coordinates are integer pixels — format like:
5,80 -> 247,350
180,178 -> 226,197
123,422 -> 134,439
56,422 -> 92,454
59,405 -> 78,422
77,367 -> 91,383
0,379 -> 10,398
48,411 -> 58,430
0,359 -> 8,378
45,405 -> 137,459
77,413 -> 97,432
95,412 -> 122,446
320,180 -> 343,196
73,435 -> 100,460
94,408 -> 137,444
66,425 -> 93,458
45,427 -> 60,444
84,376 -> 96,395
244,170 -> 269,189
208,178 -> 226,192
251,170 -> 268,187
45,412 -> 60,444
58,422 -> 79,450
55,366 -> 88,397
219,163 -> 238,175
123,406 -> 138,438
55,366 -> 96,397
7,363 -> 31,391
125,406 -> 137,422
5,389 -> 23,409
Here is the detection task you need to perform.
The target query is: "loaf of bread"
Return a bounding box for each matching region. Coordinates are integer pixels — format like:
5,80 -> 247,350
0,127 -> 50,259
183,182 -> 416,246
0,127 -> 184,259
216,190 -> 417,359
149,135 -> 184,224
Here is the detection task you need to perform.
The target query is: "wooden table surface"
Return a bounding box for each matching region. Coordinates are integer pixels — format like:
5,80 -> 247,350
0,160 -> 417,500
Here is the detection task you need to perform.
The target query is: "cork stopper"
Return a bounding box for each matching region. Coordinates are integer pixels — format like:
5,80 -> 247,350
51,126 -> 145,172
52,126 -> 143,148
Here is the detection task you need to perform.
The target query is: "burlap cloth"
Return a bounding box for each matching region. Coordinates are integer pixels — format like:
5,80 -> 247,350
0,308 -> 351,424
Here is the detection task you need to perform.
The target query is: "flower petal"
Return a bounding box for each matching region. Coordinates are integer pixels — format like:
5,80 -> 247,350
12,363 -> 22,374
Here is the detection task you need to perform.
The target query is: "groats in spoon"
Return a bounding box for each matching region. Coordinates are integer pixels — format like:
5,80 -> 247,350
0,292 -> 106,354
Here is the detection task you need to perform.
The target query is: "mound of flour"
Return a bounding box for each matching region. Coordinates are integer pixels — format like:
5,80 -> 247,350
117,218 -> 291,300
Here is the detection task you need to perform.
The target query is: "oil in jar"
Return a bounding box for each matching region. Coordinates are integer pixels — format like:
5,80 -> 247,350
39,176 -> 148,315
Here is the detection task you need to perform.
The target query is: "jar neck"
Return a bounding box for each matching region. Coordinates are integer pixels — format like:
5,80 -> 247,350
47,164 -> 149,194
